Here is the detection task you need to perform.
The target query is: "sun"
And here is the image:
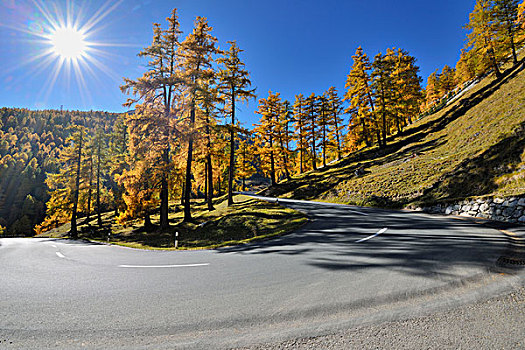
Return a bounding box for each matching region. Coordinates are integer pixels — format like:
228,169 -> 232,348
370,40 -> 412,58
49,26 -> 87,60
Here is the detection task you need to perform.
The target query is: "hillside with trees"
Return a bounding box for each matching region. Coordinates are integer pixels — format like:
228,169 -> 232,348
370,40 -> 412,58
1,1 -> 524,240
259,0 -> 525,208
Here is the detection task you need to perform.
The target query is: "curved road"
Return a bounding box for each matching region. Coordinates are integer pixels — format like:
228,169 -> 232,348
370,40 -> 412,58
1,197 -> 523,349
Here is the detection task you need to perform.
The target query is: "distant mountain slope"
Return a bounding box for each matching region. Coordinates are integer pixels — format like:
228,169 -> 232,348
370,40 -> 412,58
0,108 -> 120,236
263,61 -> 525,208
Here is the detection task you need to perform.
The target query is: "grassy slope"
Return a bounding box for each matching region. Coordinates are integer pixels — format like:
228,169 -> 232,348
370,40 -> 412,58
265,60 -> 525,208
39,195 -> 307,249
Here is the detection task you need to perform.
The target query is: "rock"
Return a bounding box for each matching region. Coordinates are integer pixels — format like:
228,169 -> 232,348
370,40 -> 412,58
496,209 -> 502,215
519,216 -> 525,223
445,206 -> 454,215
513,209 -> 523,218
479,203 -> 489,212
462,205 -> 471,212
471,203 -> 480,211
493,197 -> 504,204
476,198 -> 484,204
518,198 -> 525,206
468,211 -> 479,216
460,212 -> 471,217
503,208 -> 514,217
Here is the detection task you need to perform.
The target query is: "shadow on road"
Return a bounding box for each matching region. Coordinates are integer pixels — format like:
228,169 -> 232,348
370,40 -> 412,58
218,201 -> 523,279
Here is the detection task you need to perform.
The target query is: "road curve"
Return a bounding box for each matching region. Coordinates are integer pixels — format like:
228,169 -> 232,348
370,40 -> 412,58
1,197 -> 523,349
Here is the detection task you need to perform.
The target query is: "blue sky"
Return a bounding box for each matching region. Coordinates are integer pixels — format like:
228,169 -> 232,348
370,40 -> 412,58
0,0 -> 475,127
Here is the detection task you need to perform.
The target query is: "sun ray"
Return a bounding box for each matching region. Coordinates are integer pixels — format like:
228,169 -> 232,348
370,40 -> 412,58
82,0 -> 123,34
3,0 -> 125,108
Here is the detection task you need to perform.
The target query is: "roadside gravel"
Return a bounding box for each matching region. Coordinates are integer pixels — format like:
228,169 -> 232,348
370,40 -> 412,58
237,286 -> 525,350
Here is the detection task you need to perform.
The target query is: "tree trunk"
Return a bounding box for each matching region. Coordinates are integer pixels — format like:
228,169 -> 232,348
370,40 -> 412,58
205,112 -> 214,211
159,146 -> 169,229
96,138 -> 102,228
183,103 -> 195,222
227,89 -> 235,206
85,153 -> 93,224
70,130 -> 83,239
334,112 -> 342,160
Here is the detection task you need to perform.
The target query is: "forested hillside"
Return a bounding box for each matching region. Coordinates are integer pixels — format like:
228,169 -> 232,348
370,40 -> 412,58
0,108 -> 119,236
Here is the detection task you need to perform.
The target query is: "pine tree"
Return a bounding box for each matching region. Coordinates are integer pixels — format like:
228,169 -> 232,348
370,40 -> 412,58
217,41 -> 256,206
121,9 -> 183,229
179,16 -> 219,221
317,93 -> 330,167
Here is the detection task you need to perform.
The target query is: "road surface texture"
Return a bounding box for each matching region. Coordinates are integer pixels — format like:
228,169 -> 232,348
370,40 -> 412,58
1,197 -> 524,349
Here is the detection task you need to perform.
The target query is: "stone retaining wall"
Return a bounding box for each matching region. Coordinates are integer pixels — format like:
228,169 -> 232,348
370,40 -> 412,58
413,196 -> 525,224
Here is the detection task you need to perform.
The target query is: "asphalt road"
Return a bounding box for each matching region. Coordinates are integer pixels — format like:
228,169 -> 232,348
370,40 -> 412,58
1,197 -> 524,349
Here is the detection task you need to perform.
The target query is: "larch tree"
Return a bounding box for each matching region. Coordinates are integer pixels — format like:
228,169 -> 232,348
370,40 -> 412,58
236,136 -> 257,191
425,70 -> 441,109
344,47 -> 378,148
217,41 -> 256,206
326,87 -> 344,161
391,48 -> 423,131
438,65 -> 456,97
304,93 -> 319,170
317,93 -> 330,168
276,100 -> 292,180
466,0 -> 504,78
179,16 -> 219,221
371,51 -> 395,147
493,0 -> 522,65
41,125 -> 86,239
253,91 -> 282,185
120,9 -> 183,229
292,94 -> 308,174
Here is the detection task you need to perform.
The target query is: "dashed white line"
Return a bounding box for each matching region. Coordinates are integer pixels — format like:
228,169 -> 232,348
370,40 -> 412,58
356,228 -> 388,243
55,252 -> 65,258
118,263 -> 210,268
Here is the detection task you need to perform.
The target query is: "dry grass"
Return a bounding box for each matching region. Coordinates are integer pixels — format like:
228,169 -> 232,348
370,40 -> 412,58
265,57 -> 525,208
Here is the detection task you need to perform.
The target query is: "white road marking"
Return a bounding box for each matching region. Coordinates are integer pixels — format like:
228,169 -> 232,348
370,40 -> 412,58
51,244 -> 57,248
356,228 -> 388,243
55,252 -> 65,258
118,263 -> 210,268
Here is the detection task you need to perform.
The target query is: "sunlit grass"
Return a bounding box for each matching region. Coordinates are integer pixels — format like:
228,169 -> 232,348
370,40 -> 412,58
266,52 -> 525,208
39,195 -> 308,250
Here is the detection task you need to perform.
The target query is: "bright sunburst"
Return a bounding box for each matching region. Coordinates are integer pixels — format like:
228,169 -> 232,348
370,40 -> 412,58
1,0 -> 125,106
48,26 -> 88,60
